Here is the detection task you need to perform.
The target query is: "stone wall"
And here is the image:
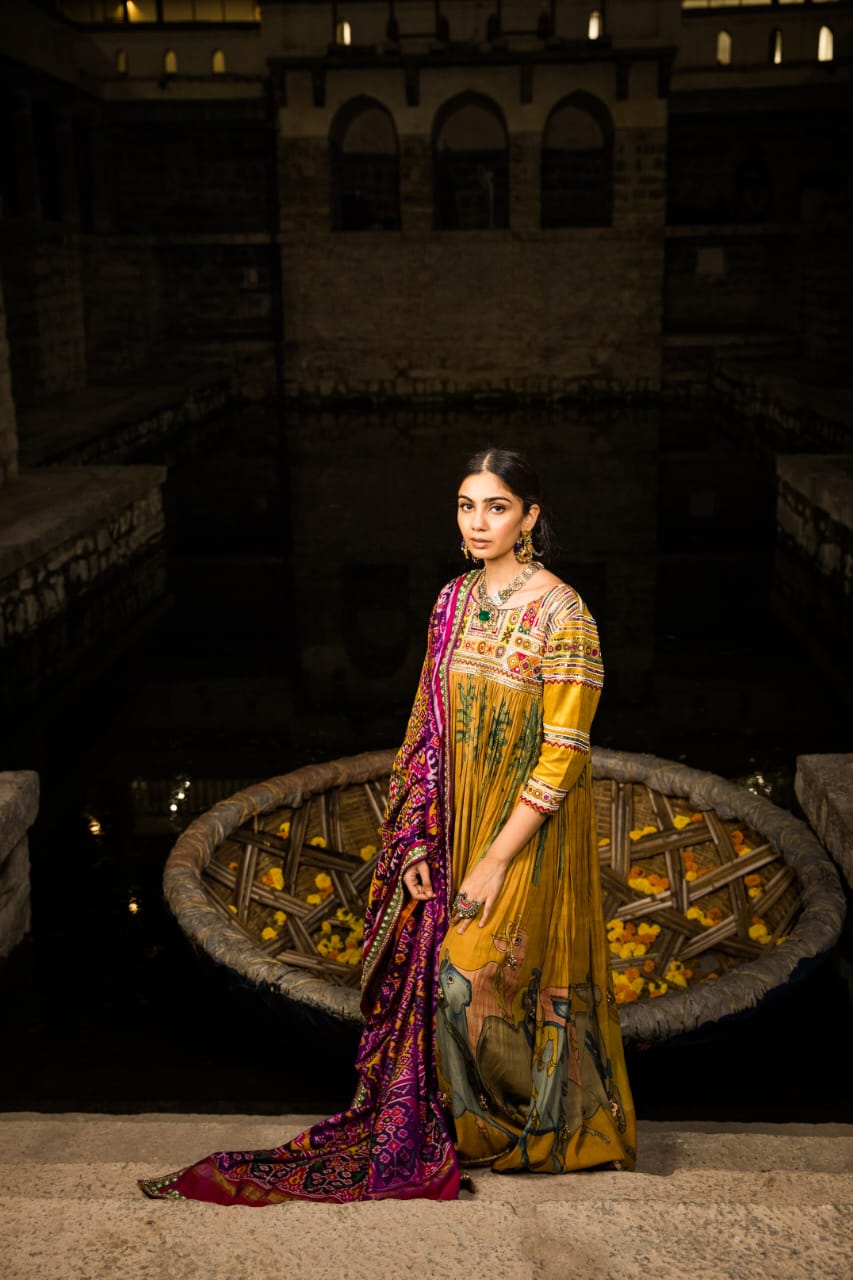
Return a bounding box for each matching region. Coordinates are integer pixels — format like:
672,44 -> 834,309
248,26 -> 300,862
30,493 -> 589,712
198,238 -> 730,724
0,771 -> 38,960
774,454 -> 853,700
0,466 -> 167,650
277,68 -> 668,403
0,274 -> 18,488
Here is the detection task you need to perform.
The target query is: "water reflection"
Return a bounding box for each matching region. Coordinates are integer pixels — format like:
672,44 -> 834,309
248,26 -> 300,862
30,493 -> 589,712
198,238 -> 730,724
1,401 -> 848,1117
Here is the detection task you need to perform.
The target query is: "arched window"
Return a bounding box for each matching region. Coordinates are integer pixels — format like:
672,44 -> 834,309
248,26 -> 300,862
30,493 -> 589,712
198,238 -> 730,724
818,26 -> 834,63
163,49 -> 177,75
116,48 -> 128,75
335,19 -> 352,47
770,30 -> 782,65
716,30 -> 732,66
433,94 -> 509,230
211,49 -> 226,73
541,93 -> 613,228
588,10 -> 602,41
331,98 -> 401,231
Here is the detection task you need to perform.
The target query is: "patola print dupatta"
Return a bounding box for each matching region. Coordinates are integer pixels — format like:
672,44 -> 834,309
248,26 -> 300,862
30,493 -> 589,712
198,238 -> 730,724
138,572 -> 477,1205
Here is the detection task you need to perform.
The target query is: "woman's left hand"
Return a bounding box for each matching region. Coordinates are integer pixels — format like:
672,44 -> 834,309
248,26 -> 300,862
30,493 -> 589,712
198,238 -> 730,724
452,854 -> 508,933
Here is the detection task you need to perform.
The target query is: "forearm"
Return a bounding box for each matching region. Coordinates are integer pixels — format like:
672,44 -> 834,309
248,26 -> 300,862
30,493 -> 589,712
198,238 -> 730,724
484,800 -> 548,868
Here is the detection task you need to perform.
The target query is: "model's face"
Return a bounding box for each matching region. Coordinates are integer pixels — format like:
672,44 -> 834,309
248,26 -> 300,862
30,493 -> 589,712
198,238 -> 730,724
457,470 -> 539,563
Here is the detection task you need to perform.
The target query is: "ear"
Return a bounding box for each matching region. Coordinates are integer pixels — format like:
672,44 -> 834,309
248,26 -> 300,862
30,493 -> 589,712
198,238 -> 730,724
523,503 -> 541,531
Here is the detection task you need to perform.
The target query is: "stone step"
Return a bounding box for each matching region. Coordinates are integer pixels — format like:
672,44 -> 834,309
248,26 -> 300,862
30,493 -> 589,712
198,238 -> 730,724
3,1116 -> 852,1280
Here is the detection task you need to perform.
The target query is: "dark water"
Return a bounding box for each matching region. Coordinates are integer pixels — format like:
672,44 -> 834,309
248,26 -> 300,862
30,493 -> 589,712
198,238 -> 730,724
2,402 -> 851,1120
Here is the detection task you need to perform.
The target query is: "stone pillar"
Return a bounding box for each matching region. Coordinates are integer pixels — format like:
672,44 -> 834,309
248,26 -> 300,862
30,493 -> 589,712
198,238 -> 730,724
509,133 -> 540,232
398,135 -> 432,234
0,273 -> 19,489
0,771 -> 38,959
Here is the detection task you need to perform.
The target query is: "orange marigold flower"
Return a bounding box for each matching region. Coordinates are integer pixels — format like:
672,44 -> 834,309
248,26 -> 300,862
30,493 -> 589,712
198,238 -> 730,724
643,959 -> 656,973
744,873 -> 762,887
625,967 -> 640,982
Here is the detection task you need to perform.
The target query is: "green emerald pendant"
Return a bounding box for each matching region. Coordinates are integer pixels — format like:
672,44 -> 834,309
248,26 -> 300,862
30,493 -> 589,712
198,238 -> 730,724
478,608 -> 492,623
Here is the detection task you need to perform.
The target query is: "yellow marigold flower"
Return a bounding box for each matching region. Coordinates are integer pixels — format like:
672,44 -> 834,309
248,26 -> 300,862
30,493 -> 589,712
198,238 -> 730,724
260,867 -> 284,891
637,922 -> 659,937
273,910 -> 287,926
341,947 -> 362,966
321,920 -> 332,934
685,870 -> 698,882
317,938 -> 331,956
748,886 -> 761,899
309,836 -> 328,848
606,918 -> 624,938
336,907 -> 355,924
330,934 -> 343,949
359,843 -> 378,861
648,980 -> 668,998
748,922 -> 770,942
628,876 -> 652,895
686,906 -> 703,921
314,872 -> 332,890
306,892 -> 323,905
633,943 -> 648,957
261,926 -> 278,941
277,821 -> 291,837
598,837 -> 610,847
228,904 -> 237,914
629,824 -> 657,841
672,814 -> 692,830
630,977 -> 645,994
776,935 -> 789,946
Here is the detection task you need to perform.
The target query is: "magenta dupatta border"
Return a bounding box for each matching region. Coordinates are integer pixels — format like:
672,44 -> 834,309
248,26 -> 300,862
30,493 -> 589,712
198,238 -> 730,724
139,572 -> 478,1206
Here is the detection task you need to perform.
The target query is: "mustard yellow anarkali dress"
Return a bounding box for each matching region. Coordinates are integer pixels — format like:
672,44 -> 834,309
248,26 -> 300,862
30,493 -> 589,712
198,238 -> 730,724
435,582 -> 636,1173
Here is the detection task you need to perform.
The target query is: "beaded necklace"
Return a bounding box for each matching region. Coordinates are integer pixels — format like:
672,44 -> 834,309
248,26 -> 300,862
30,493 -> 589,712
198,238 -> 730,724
476,561 -> 544,624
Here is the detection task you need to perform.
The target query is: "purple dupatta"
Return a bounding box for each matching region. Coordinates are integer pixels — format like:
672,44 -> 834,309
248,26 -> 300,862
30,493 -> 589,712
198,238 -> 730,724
139,571 -> 477,1205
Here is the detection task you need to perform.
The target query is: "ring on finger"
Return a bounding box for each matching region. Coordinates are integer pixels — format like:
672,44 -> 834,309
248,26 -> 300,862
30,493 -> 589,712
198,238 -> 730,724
452,891 -> 481,920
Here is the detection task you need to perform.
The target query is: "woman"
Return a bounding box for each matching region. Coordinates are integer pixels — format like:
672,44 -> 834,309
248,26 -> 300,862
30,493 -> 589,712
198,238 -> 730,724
139,447 -> 635,1205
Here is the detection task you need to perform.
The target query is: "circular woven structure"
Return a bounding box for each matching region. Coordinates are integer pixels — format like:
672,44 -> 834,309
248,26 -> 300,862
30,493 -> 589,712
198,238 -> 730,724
162,747 -> 846,1041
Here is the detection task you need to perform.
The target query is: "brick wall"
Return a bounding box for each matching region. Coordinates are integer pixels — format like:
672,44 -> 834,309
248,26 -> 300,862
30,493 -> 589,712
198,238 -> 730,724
0,229 -> 87,410
0,274 -> 18,488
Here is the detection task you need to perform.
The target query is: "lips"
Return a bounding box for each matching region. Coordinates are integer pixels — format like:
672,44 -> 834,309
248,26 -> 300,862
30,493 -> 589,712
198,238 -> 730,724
470,540 -> 490,548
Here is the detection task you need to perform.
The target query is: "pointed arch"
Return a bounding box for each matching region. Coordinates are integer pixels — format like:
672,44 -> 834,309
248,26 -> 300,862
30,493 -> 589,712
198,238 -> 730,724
330,96 -> 401,231
818,26 -> 833,64
211,49 -> 226,74
163,49 -> 177,76
432,92 -> 509,230
541,92 -> 613,228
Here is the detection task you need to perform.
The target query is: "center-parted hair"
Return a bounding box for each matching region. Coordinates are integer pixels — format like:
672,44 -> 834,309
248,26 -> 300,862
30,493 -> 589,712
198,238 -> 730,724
459,446 -> 557,563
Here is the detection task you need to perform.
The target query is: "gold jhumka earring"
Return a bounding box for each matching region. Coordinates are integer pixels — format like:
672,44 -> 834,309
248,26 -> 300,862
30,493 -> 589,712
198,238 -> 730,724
514,528 -> 534,563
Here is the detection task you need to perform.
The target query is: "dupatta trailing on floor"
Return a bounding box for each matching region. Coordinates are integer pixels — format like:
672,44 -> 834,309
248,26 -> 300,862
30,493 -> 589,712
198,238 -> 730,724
139,572 -> 478,1205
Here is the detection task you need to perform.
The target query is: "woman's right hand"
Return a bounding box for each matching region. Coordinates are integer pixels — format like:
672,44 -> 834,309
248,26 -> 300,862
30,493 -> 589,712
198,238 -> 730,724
402,860 -> 434,901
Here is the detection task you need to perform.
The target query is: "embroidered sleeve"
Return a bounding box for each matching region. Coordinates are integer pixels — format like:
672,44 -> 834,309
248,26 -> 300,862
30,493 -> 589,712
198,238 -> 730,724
519,593 -> 603,816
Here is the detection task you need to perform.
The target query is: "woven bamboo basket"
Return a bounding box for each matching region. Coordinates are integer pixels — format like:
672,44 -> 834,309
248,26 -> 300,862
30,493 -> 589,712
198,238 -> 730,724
162,747 -> 845,1041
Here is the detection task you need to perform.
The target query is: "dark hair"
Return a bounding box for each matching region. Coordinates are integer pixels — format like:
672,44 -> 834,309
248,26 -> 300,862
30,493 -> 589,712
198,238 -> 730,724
459,446 -> 557,563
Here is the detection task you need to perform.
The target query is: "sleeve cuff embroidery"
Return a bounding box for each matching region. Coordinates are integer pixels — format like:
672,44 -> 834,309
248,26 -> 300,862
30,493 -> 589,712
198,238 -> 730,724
520,774 -> 568,816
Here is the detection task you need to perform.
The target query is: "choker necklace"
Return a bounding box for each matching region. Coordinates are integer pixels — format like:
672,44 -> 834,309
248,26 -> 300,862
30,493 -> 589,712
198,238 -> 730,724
476,561 -> 544,624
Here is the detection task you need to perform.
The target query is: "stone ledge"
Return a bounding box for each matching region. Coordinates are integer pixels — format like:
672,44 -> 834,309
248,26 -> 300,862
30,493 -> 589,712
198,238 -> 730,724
0,467 -> 167,582
2,1117 -> 852,1280
796,753 -> 853,889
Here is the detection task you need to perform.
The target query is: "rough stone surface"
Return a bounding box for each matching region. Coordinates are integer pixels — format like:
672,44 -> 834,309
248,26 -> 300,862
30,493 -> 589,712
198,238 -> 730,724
772,453 -> 853,702
0,771 -> 38,958
2,1115 -> 852,1280
0,466 -> 167,647
796,754 -> 853,889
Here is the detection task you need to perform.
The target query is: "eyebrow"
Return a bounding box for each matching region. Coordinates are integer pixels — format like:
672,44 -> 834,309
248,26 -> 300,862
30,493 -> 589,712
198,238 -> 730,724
457,493 -> 513,502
